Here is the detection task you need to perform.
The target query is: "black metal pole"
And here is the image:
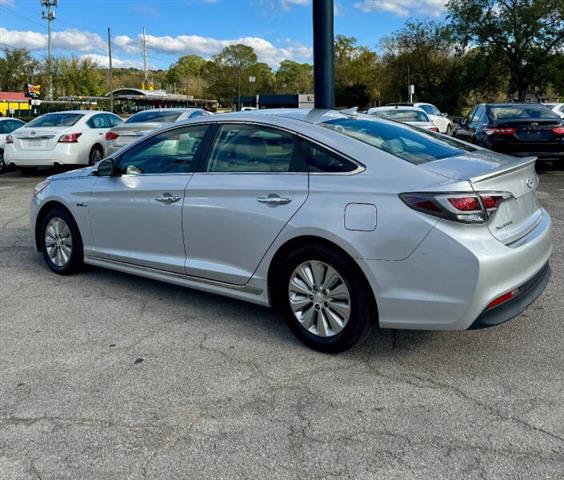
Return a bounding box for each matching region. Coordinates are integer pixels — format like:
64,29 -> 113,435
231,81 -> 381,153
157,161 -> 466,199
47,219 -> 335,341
313,0 -> 335,109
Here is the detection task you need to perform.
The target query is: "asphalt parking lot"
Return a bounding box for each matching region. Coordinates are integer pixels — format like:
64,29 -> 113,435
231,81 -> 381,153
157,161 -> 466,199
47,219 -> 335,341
0,169 -> 563,480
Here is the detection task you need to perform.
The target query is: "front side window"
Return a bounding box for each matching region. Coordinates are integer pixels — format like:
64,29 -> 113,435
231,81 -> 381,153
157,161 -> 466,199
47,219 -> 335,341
301,140 -> 358,173
27,113 -> 83,128
116,125 -> 208,175
322,118 -> 476,165
207,124 -> 296,173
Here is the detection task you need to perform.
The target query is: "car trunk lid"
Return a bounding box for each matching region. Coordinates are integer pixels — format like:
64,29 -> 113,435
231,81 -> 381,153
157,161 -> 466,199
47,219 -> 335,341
110,122 -> 166,147
11,127 -> 66,152
422,153 -> 542,245
496,119 -> 561,143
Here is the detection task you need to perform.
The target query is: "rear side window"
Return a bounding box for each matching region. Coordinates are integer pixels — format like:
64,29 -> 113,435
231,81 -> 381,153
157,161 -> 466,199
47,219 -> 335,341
322,118 -> 476,165
27,113 -> 83,128
125,110 -> 183,124
0,121 -> 23,133
87,115 -> 110,129
300,139 -> 358,173
116,125 -> 208,175
418,104 -> 441,116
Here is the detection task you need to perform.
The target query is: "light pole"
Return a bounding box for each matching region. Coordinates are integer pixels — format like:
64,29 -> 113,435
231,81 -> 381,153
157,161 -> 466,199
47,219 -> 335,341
312,0 -> 335,109
41,0 -> 57,100
249,75 -> 256,108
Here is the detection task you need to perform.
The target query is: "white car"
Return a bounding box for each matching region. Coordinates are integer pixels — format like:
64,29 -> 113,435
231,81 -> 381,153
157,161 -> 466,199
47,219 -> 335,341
4,111 -> 123,170
0,117 -> 26,173
367,106 -> 438,132
413,103 -> 454,134
543,103 -> 564,119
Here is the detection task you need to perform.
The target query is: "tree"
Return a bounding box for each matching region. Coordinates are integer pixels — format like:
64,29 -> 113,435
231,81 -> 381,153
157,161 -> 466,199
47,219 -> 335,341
447,0 -> 564,100
334,35 -> 381,108
275,60 -> 313,94
167,55 -> 208,96
0,48 -> 38,91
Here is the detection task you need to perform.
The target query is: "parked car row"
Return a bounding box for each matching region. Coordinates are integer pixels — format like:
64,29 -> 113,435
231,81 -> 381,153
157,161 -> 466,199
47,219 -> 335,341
1,108 -> 211,172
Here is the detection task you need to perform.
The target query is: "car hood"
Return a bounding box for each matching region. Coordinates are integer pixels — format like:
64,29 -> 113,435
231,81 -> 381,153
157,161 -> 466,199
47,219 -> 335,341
420,150 -> 535,181
48,166 -> 95,181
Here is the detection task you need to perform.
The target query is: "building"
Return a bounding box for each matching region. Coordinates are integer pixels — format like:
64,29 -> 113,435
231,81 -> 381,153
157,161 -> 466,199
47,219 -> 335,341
234,94 -> 315,110
0,92 -> 32,117
107,88 -> 218,113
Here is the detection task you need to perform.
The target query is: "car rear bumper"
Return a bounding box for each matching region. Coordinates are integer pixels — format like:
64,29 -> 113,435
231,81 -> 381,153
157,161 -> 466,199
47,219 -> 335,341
5,145 -> 87,166
359,208 -> 552,330
469,262 -> 551,329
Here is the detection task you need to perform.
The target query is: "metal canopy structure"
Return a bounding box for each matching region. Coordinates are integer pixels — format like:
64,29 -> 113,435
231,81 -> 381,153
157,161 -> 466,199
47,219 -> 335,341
313,0 -> 335,109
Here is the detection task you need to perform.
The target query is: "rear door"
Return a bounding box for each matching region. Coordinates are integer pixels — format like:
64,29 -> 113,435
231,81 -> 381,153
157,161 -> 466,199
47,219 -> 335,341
183,123 -> 308,285
89,124 -> 209,273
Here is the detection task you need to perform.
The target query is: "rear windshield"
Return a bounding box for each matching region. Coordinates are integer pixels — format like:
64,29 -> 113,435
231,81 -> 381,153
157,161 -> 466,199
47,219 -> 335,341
27,113 -> 83,128
322,117 -> 476,164
488,105 -> 560,121
126,110 -> 183,124
371,110 -> 429,122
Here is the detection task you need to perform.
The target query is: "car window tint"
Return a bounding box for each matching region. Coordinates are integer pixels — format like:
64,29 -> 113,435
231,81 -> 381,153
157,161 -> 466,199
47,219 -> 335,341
27,113 -> 83,128
125,110 -> 183,123
372,110 -> 429,122
301,140 -> 357,173
470,106 -> 484,123
0,121 -> 15,133
106,114 -> 123,127
207,124 -> 295,173
190,111 -> 205,118
322,118 -> 476,165
419,104 -> 440,116
116,125 -> 208,175
488,105 -> 560,120
87,115 -> 110,129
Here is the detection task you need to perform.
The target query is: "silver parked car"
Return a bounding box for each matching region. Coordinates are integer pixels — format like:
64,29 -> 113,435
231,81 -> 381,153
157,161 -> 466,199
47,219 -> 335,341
367,106 -> 439,132
31,109 -> 552,352
105,108 -> 212,155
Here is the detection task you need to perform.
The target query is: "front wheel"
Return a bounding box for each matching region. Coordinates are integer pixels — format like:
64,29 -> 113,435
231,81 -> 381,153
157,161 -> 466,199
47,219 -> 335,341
40,207 -> 84,275
276,245 -> 374,353
446,124 -> 453,136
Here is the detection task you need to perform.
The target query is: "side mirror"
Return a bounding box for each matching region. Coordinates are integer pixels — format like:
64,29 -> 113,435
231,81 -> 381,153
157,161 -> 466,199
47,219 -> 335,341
96,158 -> 115,176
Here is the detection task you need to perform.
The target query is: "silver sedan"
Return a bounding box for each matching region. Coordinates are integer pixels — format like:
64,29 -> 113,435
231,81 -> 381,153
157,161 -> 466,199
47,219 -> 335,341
30,109 -> 552,352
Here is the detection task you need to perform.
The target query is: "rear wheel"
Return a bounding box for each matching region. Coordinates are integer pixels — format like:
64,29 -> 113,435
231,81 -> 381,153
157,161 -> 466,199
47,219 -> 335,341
0,149 -> 5,173
276,245 -> 374,353
40,207 -> 84,275
89,145 -> 104,166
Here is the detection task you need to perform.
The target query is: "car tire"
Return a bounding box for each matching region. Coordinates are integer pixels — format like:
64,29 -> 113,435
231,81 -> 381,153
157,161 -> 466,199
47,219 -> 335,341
89,145 -> 104,166
446,125 -> 453,136
0,149 -> 5,174
275,245 -> 374,353
40,207 -> 84,275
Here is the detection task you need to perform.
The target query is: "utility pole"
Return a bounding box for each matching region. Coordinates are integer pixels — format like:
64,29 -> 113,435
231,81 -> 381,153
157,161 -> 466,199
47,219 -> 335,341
312,0 -> 335,109
107,27 -> 114,112
142,27 -> 149,90
41,0 -> 58,100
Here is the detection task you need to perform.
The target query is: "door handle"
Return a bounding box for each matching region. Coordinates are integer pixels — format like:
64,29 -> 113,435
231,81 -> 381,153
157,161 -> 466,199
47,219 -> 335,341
155,193 -> 181,204
257,195 -> 292,206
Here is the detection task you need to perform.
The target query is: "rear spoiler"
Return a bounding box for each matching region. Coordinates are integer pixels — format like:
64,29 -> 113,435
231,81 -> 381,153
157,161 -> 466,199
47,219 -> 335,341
469,156 -> 536,183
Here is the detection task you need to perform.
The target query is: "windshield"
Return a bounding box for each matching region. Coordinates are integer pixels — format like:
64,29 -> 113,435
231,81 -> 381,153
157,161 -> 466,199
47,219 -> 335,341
489,105 -> 560,121
126,110 -> 183,124
27,113 -> 83,128
322,117 -> 476,165
371,110 -> 429,122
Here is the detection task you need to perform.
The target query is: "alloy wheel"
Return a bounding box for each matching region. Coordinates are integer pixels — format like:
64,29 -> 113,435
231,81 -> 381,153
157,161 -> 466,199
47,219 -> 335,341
45,217 -> 73,267
288,260 -> 351,337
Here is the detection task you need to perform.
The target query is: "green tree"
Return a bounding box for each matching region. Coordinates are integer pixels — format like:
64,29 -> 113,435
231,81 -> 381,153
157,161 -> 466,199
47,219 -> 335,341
274,60 -> 313,94
0,48 -> 38,91
167,55 -> 208,96
447,0 -> 564,100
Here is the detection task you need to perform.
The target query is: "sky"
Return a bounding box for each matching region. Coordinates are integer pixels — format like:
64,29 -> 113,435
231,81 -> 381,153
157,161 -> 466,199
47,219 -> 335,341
0,0 -> 448,69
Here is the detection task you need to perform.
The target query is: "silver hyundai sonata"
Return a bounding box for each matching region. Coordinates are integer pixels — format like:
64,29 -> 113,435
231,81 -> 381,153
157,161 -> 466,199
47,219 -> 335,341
30,109 -> 552,352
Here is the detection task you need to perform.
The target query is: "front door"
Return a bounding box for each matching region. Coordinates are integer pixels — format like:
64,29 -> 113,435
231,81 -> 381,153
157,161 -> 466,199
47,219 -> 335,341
89,124 -> 209,273
183,123 -> 309,285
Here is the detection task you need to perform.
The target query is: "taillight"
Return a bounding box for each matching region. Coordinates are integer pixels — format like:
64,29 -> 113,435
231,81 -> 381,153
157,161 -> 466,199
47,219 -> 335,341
400,191 -> 511,224
105,131 -> 119,141
552,127 -> 564,135
5,135 -> 13,144
58,133 -> 82,143
487,288 -> 520,309
484,127 -> 516,136
428,126 -> 439,132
